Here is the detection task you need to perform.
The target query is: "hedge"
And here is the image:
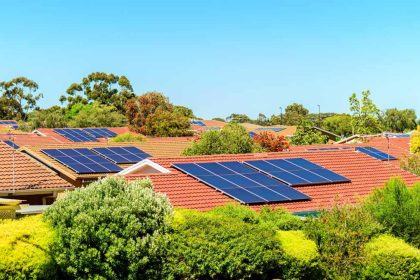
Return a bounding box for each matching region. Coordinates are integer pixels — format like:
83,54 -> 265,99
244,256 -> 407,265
0,215 -> 57,280
362,234 -> 420,279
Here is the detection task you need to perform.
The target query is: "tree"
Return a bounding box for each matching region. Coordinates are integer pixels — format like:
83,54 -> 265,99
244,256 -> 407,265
254,131 -> 290,152
173,105 -> 194,118
44,177 -> 173,279
411,126 -> 420,154
283,103 -> 309,125
0,77 -> 43,120
226,113 -> 252,123
27,106 -> 68,129
67,102 -> 126,128
125,92 -> 192,136
256,113 -> 269,125
184,123 -> 254,155
349,90 -> 382,134
212,117 -> 225,122
322,114 -> 353,137
383,108 -> 417,132
290,127 -> 329,145
60,72 -> 134,113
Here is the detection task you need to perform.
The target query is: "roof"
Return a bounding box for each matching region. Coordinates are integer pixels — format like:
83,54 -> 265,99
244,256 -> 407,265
0,142 -> 73,194
0,132 -> 62,146
20,138 -> 192,182
125,149 -> 419,212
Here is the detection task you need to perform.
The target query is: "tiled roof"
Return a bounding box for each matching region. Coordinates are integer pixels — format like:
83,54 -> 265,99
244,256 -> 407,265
0,142 -> 73,193
0,133 -> 62,146
125,149 -> 419,212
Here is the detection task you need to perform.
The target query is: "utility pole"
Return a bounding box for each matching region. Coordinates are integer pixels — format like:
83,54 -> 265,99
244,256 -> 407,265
317,104 -> 321,127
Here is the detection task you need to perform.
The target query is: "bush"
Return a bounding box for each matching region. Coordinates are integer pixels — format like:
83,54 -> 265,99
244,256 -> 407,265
400,153 -> 420,176
304,204 -> 383,279
165,209 -> 283,279
362,235 -> 420,279
253,131 -> 290,152
276,230 -> 323,279
364,177 -> 420,247
410,126 -> 420,154
0,215 -> 57,280
109,132 -> 144,143
44,177 -> 173,280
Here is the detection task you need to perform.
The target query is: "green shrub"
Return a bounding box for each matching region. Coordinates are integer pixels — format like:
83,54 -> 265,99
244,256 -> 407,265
259,207 -> 304,230
208,203 -> 260,224
305,204 -> 383,279
276,230 -> 323,279
44,177 -> 173,280
362,235 -> 420,279
0,215 -> 57,280
364,177 -> 420,247
165,209 -> 283,279
109,132 -> 145,143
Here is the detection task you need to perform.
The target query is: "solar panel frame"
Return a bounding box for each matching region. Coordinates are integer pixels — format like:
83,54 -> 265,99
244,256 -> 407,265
54,129 -> 98,142
83,128 -> 118,138
3,140 -> 19,149
356,147 -> 396,161
92,147 -> 151,164
42,148 -> 122,174
172,161 -> 310,204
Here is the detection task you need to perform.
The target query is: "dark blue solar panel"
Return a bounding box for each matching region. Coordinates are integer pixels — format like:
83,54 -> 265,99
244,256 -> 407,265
248,132 -> 257,138
92,147 -> 151,164
356,147 -> 396,161
191,120 -> 206,126
54,129 -> 98,142
245,158 -> 350,186
83,128 -> 117,138
172,161 -> 310,204
42,148 -> 122,174
3,140 -> 19,149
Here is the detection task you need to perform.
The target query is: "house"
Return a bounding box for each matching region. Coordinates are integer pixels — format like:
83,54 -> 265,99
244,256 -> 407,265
0,142 -> 73,205
123,148 -> 419,213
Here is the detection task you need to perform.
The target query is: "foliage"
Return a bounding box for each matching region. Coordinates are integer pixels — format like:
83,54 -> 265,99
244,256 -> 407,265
67,102 -> 126,128
0,77 -> 43,120
290,126 -> 329,145
283,103 -> 309,125
253,131 -> 290,152
44,177 -> 173,280
212,117 -> 225,122
400,153 -> 420,176
0,215 -> 57,280
60,72 -> 134,113
276,230 -> 323,279
349,90 -> 383,134
304,204 -> 383,279
226,113 -> 252,123
173,105 -> 194,118
125,92 -> 192,136
364,177 -> 420,247
322,114 -> 353,137
27,106 -> 68,129
144,109 -> 193,137
183,123 -> 254,155
383,108 -> 417,133
411,126 -> 420,154
109,132 -> 144,143
164,208 -> 283,279
362,234 -> 420,279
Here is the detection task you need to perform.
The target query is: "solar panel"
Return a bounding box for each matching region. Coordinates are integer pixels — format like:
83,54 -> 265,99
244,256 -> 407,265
54,129 -> 98,142
3,140 -> 19,149
92,147 -> 151,164
355,147 -> 396,161
244,158 -> 350,186
83,128 -> 117,138
306,147 -> 354,151
42,148 -> 122,174
191,120 -> 206,126
248,132 -> 257,138
0,120 -> 19,129
172,161 -> 310,204
255,127 -> 285,132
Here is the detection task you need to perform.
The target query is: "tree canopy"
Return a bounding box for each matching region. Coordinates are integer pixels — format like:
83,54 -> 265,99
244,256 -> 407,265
283,103 -> 309,126
322,114 -> 353,137
383,108 -> 417,132
349,90 -> 382,134
60,72 -> 134,113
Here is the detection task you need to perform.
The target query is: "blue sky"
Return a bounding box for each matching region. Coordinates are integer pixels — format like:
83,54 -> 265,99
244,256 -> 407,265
1,1 -> 419,119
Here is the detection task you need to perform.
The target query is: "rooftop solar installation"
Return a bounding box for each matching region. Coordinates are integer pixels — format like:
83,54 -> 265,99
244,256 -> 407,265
191,120 -> 206,126
306,147 -> 353,151
3,140 -> 19,149
83,128 -> 117,138
248,132 -> 257,138
92,147 -> 151,164
355,147 -> 397,161
53,129 -> 98,142
172,161 -> 310,204
255,127 -> 285,132
244,158 -> 350,187
42,148 -> 122,174
0,120 -> 19,129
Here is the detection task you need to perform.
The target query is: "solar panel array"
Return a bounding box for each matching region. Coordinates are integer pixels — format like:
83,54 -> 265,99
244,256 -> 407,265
3,140 -> 19,149
172,161 -> 310,204
306,147 -> 353,151
83,128 -> 117,138
244,158 -> 350,186
248,132 -> 257,138
191,120 -> 206,126
255,127 -> 285,132
42,148 -> 122,174
54,129 -> 98,142
0,120 -> 19,129
356,147 -> 396,161
92,147 -> 151,164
